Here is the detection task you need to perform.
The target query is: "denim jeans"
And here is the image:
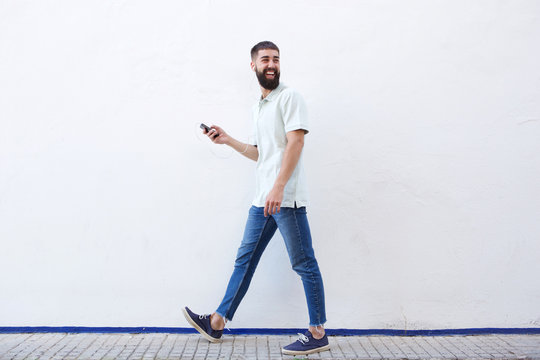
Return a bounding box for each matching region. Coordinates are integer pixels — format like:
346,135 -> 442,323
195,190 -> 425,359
215,205 -> 326,326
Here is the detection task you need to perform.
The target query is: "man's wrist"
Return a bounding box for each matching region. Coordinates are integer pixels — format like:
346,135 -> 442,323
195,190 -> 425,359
273,182 -> 286,190
224,137 -> 235,147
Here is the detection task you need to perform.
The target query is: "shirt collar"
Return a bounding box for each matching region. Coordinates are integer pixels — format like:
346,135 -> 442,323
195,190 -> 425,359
260,82 -> 285,103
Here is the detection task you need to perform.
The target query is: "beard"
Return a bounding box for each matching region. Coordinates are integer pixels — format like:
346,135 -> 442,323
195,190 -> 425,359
255,66 -> 280,90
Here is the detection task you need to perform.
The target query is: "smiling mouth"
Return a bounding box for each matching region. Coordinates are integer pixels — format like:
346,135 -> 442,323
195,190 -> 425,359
265,70 -> 276,77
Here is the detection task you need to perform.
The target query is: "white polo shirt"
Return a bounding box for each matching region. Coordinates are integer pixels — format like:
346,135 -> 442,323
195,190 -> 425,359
251,83 -> 310,208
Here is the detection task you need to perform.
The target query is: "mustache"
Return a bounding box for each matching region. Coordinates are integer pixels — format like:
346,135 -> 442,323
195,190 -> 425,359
256,67 -> 280,90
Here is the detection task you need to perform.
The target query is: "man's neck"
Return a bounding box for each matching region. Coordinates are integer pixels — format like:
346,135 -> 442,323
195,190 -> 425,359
260,86 -> 272,99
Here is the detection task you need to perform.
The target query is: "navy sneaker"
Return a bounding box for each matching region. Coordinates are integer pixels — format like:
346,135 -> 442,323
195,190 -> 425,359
282,330 -> 330,355
182,306 -> 223,343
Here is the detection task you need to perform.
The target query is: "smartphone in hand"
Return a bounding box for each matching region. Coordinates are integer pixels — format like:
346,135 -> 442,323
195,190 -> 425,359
200,123 -> 219,139
200,123 -> 211,133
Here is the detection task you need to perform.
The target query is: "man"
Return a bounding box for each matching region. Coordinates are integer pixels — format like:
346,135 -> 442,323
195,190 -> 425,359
183,41 -> 329,356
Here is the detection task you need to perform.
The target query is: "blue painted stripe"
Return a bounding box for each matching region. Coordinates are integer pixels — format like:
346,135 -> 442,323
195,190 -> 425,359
0,327 -> 539,336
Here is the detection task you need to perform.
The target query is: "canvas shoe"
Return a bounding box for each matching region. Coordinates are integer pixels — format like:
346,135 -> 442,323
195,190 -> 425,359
182,306 -> 223,343
282,330 -> 330,355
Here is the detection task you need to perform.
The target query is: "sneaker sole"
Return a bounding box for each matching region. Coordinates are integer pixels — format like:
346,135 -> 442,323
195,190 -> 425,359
282,344 -> 331,356
182,307 -> 222,343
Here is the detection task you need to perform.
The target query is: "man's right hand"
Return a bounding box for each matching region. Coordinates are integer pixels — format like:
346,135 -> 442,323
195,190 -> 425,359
204,125 -> 229,145
203,125 -> 258,161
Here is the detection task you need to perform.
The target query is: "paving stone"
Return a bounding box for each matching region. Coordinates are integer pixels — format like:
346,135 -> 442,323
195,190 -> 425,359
0,333 -> 539,359
25,333 -> 67,360
358,336 -> 383,359
370,336 -> 397,358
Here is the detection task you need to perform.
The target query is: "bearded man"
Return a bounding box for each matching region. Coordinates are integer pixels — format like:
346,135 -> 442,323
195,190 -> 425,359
183,41 -> 329,356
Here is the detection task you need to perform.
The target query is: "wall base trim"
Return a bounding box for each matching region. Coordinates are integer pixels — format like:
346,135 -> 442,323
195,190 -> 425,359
1,327 -> 540,336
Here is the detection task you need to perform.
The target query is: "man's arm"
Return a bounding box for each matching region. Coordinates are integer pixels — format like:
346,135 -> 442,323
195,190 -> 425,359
264,129 -> 305,216
227,137 -> 259,162
205,125 -> 259,161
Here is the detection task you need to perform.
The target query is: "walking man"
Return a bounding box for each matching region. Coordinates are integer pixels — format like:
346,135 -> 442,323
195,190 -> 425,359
183,41 -> 329,356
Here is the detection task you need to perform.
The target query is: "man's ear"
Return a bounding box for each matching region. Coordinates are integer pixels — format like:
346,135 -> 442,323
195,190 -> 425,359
250,61 -> 255,71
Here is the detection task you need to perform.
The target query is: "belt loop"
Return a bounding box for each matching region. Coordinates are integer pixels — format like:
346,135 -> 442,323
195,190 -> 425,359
294,201 -> 297,209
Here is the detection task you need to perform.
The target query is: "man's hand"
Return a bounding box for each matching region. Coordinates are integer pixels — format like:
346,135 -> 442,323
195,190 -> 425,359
203,124 -> 259,161
264,185 -> 284,217
263,130 -> 305,216
204,124 -> 230,145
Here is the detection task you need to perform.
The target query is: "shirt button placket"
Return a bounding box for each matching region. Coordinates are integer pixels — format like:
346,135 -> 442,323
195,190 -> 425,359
257,101 -> 264,140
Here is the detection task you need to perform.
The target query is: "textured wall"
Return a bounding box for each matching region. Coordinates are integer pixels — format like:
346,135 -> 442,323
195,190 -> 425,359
1,0 -> 539,330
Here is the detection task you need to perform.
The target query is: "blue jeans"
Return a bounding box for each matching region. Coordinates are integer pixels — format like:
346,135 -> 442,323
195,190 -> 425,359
215,205 -> 326,327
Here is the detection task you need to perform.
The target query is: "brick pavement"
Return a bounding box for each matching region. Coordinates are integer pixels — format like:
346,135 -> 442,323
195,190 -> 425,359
0,333 -> 539,359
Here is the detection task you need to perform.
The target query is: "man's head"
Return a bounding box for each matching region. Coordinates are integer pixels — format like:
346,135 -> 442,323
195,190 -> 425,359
250,41 -> 280,91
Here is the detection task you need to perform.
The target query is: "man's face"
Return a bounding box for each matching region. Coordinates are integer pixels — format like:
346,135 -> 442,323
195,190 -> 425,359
251,49 -> 280,90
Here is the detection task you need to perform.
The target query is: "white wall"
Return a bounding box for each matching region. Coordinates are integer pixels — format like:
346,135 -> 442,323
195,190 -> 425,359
1,0 -> 539,330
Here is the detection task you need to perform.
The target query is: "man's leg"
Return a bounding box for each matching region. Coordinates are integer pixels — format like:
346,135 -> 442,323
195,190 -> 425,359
214,206 -> 277,323
274,206 -> 329,355
184,206 -> 277,341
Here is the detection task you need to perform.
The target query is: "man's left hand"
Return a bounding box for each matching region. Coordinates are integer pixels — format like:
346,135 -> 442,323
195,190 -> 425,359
264,186 -> 284,217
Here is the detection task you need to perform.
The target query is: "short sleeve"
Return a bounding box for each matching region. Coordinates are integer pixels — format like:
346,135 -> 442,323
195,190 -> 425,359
280,89 -> 309,134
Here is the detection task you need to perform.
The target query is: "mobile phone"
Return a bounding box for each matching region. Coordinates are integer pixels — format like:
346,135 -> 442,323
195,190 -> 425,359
200,123 -> 218,138
200,123 -> 212,132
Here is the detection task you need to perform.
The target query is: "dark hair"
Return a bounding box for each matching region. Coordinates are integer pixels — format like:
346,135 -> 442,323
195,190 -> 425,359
250,41 -> 280,60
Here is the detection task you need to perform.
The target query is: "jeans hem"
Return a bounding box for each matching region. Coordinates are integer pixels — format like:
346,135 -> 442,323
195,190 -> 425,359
214,310 -> 230,323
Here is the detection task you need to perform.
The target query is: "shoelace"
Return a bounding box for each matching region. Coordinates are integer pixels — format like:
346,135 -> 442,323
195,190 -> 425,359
297,333 -> 310,344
